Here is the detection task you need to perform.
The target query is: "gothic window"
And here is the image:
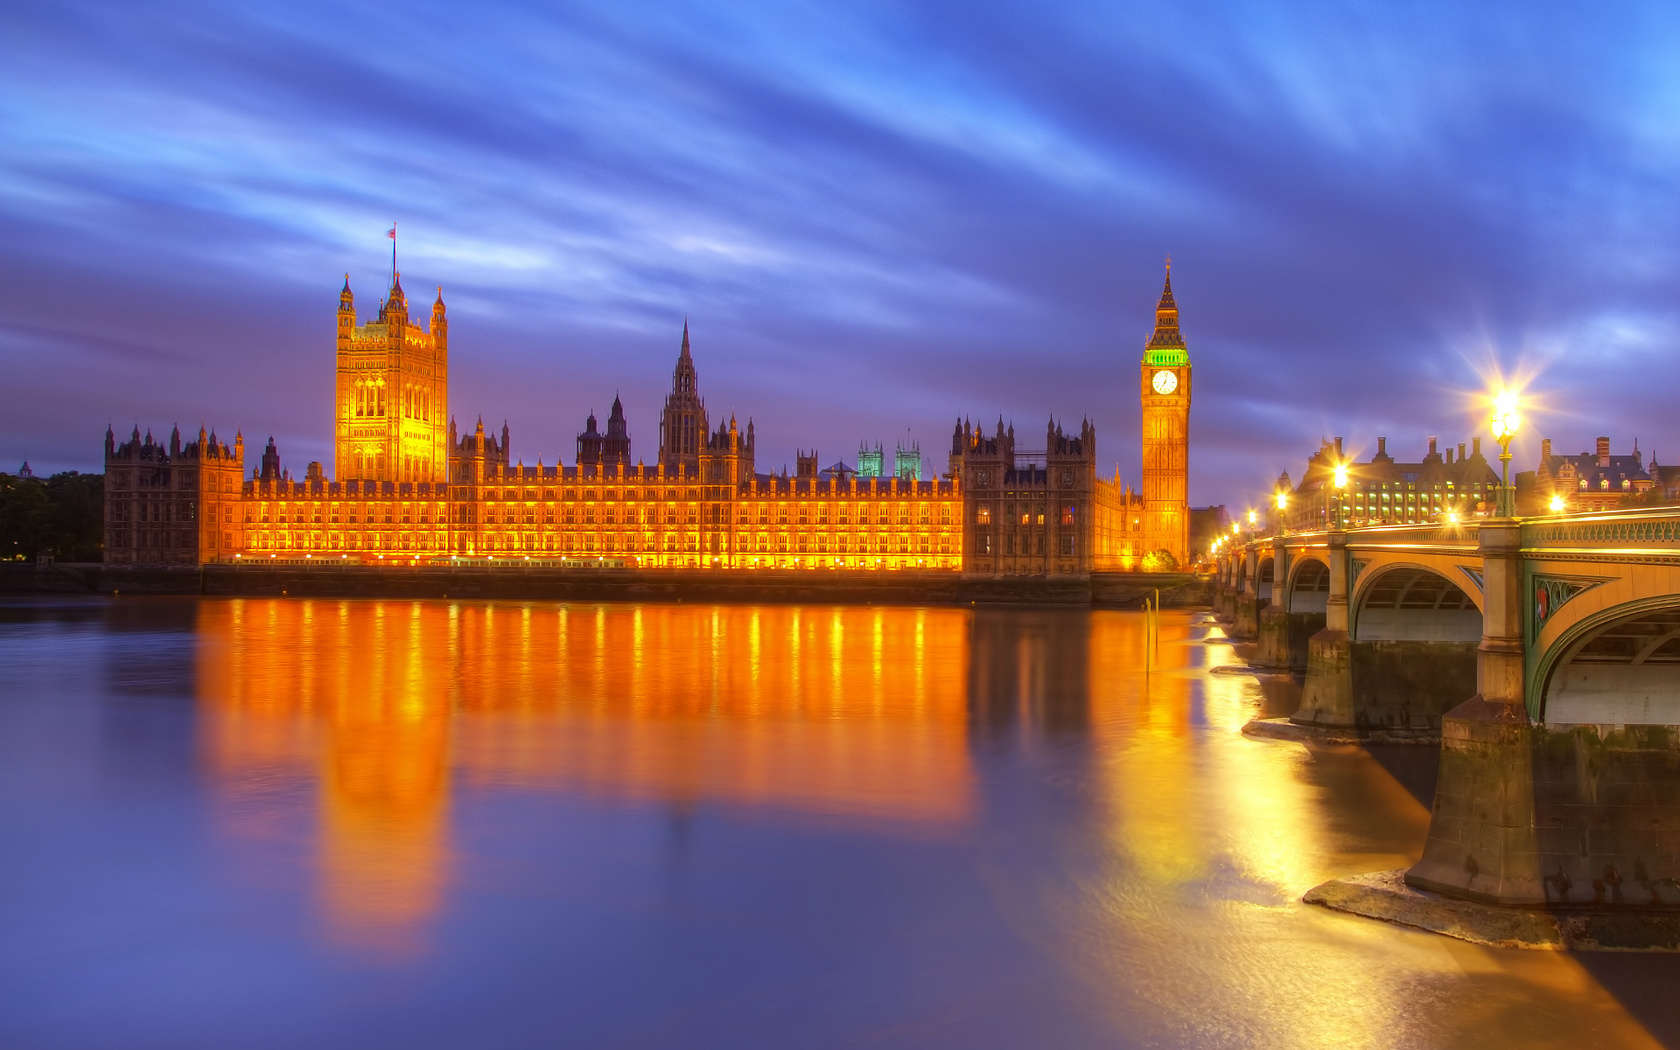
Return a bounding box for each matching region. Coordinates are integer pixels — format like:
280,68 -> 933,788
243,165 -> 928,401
977,506 -> 991,525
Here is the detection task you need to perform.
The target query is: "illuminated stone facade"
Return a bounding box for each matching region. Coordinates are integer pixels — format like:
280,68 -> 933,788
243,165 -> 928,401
104,270 -> 1190,574
1140,267 -> 1192,568
1273,435 -> 1500,531
334,274 -> 449,484
1530,436 -> 1655,513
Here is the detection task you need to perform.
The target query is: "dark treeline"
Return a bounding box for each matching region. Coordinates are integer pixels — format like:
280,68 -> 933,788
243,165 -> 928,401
1,472 -> 104,561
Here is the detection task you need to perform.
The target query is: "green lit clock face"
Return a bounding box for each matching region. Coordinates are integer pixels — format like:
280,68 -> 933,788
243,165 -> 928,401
1152,369 -> 1178,395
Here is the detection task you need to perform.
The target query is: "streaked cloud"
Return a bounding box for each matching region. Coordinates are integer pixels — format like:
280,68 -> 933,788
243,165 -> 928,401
2,0 -> 1677,496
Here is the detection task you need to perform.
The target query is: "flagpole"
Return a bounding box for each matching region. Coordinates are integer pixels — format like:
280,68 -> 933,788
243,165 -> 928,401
389,222 -> 397,284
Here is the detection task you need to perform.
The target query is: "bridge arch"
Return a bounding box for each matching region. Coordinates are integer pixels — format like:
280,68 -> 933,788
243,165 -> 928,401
1538,596 -> 1680,725
1284,555 -> 1330,614
1256,556 -> 1275,606
1352,564 -> 1482,642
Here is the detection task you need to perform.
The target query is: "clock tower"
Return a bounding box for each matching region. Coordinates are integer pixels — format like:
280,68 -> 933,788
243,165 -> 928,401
1139,264 -> 1191,568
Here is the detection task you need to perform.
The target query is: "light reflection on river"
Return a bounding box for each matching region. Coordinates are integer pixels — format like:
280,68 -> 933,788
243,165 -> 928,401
0,597 -> 1668,1049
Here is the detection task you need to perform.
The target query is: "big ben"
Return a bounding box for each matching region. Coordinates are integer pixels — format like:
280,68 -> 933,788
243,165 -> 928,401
1139,264 -> 1191,568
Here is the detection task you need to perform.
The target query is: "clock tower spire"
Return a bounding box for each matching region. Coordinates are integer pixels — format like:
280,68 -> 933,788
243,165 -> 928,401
1140,262 -> 1191,568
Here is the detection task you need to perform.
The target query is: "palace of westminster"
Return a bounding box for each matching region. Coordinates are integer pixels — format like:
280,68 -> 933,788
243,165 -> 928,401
102,264 -> 1197,576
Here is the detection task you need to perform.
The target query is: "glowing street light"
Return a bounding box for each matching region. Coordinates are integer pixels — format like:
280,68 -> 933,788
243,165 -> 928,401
1246,509 -> 1258,527
1549,494 -> 1565,513
1331,461 -> 1349,529
1490,389 -> 1521,517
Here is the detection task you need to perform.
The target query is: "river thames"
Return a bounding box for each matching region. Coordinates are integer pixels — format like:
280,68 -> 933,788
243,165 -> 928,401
1,597 -> 1673,1048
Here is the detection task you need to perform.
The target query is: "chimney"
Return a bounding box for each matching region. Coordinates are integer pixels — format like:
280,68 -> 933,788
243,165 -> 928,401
1377,437 -> 1387,456
1446,448 -> 1454,465
1597,436 -> 1610,466
1334,436 -> 1343,457
1541,438 -> 1552,463
1428,436 -> 1438,456
1458,442 -> 1466,460
1473,437 -> 1482,456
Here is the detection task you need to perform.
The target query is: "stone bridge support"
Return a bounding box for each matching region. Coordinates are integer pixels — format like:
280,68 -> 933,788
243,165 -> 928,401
1232,547 -> 1260,640
1254,537 -> 1293,669
1408,520 -> 1680,909
1292,533 -> 1480,736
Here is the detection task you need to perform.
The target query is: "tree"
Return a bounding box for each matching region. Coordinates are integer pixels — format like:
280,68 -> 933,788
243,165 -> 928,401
1141,548 -> 1178,572
0,471 -> 105,561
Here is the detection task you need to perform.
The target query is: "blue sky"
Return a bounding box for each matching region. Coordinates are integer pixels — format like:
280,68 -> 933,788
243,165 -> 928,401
3,0 -> 1678,505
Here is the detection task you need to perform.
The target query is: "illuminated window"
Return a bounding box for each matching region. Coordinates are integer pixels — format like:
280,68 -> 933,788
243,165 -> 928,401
977,506 -> 991,525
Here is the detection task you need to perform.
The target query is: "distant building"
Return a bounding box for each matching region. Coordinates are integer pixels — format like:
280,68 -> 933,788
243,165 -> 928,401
1275,435 -> 1500,531
1650,452 -> 1680,502
1529,436 -> 1654,512
856,443 -> 884,479
893,441 -> 921,482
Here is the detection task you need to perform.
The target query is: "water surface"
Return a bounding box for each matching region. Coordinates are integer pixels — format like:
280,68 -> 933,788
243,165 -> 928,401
0,597 -> 1670,1048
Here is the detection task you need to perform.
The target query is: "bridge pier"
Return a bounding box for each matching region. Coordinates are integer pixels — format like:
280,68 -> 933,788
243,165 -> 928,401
1231,547 -> 1260,640
1288,530 -> 1480,737
1409,521 -> 1680,910
1215,556 -> 1239,624
1254,537 -> 1296,669
1303,513 -> 1680,949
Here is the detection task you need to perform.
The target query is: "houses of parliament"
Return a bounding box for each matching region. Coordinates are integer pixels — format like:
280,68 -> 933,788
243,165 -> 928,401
103,264 -> 1195,576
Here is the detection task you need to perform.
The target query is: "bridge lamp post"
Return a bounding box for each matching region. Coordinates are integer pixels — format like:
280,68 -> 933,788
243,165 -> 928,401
1489,390 -> 1521,517
1332,461 -> 1349,530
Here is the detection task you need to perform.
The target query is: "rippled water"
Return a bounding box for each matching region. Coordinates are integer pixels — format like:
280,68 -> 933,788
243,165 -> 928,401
0,597 -> 1672,1049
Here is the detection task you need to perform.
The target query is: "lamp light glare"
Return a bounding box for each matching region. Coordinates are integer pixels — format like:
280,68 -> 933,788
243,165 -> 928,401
1490,389 -> 1521,441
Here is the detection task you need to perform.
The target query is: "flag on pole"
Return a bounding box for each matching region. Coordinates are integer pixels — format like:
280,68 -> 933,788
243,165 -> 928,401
387,225 -> 396,239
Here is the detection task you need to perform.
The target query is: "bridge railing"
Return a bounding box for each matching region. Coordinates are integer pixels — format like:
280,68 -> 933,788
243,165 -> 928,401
1521,505 -> 1680,556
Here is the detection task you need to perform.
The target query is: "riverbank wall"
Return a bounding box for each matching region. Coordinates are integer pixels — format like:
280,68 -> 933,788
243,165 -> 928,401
1,563 -> 1209,608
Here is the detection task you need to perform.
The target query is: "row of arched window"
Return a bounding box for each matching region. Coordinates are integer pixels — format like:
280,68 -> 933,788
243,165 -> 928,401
350,382 -> 437,422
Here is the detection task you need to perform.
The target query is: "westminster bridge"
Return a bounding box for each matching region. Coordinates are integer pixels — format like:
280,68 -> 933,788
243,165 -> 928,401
1212,506 -> 1680,925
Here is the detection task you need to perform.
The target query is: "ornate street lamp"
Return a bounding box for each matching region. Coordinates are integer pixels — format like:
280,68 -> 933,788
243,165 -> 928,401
1490,390 -> 1521,517
1332,461 -> 1349,530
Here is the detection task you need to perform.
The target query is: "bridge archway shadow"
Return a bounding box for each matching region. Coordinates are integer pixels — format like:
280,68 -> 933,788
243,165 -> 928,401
1285,558 -> 1328,614
1542,602 -> 1680,725
1352,566 -> 1481,642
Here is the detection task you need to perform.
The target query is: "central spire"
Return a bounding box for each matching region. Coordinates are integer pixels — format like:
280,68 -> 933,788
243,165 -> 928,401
1144,261 -> 1187,360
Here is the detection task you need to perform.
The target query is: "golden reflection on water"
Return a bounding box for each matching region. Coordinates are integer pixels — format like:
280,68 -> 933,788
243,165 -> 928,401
196,599 -> 974,946
188,599 -> 1660,1046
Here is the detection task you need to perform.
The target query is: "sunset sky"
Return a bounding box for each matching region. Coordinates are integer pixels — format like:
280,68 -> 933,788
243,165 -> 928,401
4,0 -> 1677,505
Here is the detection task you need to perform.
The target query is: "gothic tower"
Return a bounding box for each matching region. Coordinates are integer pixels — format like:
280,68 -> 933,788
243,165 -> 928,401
334,270 -> 449,483
658,321 -> 708,476
1139,264 -> 1192,567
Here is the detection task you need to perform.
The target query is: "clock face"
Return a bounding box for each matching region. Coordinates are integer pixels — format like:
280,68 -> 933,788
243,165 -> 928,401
1152,369 -> 1178,395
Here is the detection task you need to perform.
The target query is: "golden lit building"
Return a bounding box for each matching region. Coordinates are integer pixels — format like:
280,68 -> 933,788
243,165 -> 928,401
335,275 -> 449,484
104,266 -> 1195,575
1140,266 -> 1191,569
